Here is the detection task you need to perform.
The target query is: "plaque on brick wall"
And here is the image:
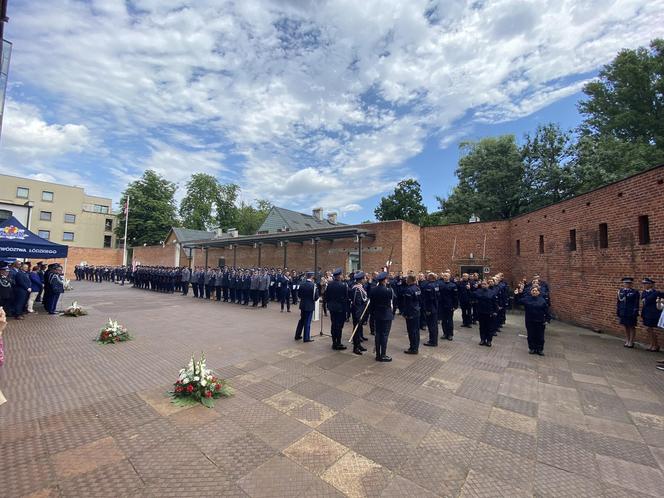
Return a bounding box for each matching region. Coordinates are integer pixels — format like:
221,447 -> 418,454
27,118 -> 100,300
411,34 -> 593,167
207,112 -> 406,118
483,266 -> 490,273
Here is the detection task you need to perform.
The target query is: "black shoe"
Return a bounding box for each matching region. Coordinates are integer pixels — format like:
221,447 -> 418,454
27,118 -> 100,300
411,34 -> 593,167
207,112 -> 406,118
303,339 -> 314,343
404,349 -> 418,354
479,341 -> 486,346
294,336 -> 302,341
380,355 -> 392,362
536,350 -> 544,356
370,331 -> 375,336
361,337 -> 369,342
358,345 -> 367,352
287,310 -> 291,312
375,356 -> 382,362
423,342 -> 437,347
446,336 -> 453,341
485,342 -> 492,347
529,349 -> 535,354
337,344 -> 347,350
353,348 -> 363,355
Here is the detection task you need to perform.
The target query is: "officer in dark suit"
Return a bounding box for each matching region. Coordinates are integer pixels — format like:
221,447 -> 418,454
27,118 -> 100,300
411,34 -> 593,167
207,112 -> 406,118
474,279 -> 499,346
515,283 -> 550,355
325,268 -> 348,350
401,274 -> 421,354
294,271 -> 318,343
422,273 -> 439,347
641,278 -> 663,352
457,273 -> 473,328
349,272 -> 369,355
368,272 -> 395,362
617,277 -> 640,348
13,263 -> 32,319
438,272 -> 458,340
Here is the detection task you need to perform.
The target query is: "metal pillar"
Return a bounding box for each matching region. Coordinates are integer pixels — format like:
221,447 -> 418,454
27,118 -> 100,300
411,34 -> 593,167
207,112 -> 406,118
313,237 -> 320,281
357,234 -> 364,270
257,243 -> 262,267
283,241 -> 288,269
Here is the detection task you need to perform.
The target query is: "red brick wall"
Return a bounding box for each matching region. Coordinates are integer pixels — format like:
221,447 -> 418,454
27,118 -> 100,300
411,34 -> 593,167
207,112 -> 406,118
421,221 -> 512,279
42,246 -> 123,279
511,165 -> 664,339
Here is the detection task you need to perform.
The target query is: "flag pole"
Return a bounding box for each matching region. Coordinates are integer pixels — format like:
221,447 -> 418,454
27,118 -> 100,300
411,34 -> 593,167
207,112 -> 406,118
122,195 -> 130,266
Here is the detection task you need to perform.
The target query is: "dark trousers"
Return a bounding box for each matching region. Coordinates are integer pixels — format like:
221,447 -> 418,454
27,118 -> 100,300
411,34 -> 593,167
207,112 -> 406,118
471,303 -> 478,323
374,319 -> 392,358
440,308 -> 454,338
295,310 -> 313,341
479,314 -> 493,343
351,316 -> 363,349
198,284 -> 205,298
13,289 -> 29,317
261,290 -> 268,307
215,286 -> 221,301
526,320 -> 545,352
461,305 -> 472,326
46,292 -> 61,314
205,284 -> 212,299
243,288 -> 250,304
182,282 -> 189,296
251,290 -> 259,306
330,311 -> 345,346
192,283 -> 199,298
229,288 -> 236,302
223,287 -> 229,301
406,316 -> 420,352
425,311 -> 438,345
368,313 -> 375,336
280,292 -> 291,311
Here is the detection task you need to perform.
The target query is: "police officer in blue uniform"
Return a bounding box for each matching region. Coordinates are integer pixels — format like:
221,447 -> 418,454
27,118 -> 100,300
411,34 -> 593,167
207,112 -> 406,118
474,279 -> 499,347
438,272 -> 458,340
401,274 -> 421,354
350,272 -> 369,355
641,278 -> 662,352
368,272 -> 395,362
325,268 -> 348,350
422,273 -> 439,347
294,271 -> 318,343
515,282 -> 550,355
617,277 -> 640,348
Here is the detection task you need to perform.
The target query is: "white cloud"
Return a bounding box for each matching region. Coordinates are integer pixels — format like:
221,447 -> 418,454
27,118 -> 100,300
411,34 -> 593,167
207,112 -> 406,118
4,0 -> 664,219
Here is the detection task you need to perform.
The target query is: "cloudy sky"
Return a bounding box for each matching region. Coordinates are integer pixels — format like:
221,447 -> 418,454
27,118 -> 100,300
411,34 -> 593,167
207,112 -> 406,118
1,0 -> 663,223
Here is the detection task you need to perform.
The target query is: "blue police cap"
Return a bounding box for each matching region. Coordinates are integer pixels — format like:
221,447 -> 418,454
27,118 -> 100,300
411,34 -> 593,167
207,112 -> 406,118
333,268 -> 343,276
621,277 -> 634,283
376,271 -> 388,281
306,271 -> 315,277
642,277 -> 655,284
354,271 -> 365,280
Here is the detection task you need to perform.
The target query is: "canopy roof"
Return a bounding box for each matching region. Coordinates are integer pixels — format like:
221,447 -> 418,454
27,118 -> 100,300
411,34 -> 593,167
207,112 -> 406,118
0,216 -> 69,259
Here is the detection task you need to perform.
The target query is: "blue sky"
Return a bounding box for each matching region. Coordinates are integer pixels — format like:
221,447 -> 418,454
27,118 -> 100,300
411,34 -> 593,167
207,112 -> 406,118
1,0 -> 663,225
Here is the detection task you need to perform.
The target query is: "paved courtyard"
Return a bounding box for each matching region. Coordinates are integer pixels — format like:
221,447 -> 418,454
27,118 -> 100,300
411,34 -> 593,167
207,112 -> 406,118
1,281 -> 664,497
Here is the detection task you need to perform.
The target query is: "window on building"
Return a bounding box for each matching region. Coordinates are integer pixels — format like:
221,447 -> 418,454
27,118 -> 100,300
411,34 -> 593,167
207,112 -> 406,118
42,191 -> 54,202
16,187 -> 29,198
93,204 -> 110,214
104,235 -> 112,248
40,211 -> 52,221
638,215 -> 650,245
0,209 -> 11,223
539,235 -> 544,254
64,213 -> 76,223
516,239 -> 521,255
599,223 -> 608,248
104,218 -> 113,231
569,229 -> 577,251
63,232 -> 75,241
38,230 -> 50,240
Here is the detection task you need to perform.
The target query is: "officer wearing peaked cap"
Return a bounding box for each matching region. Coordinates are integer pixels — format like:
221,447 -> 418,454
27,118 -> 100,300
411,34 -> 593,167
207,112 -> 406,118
617,277 -> 639,348
325,268 -> 348,351
294,271 -> 318,343
367,271 -> 395,362
641,278 -> 662,352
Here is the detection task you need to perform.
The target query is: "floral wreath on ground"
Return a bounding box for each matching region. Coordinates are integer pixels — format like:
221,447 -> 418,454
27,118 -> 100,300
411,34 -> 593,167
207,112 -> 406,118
96,318 -> 131,344
171,353 -> 233,408
62,301 -> 88,317
64,279 -> 74,291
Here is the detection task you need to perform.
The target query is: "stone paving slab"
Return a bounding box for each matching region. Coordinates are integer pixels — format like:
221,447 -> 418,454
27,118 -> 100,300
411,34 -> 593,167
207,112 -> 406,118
2,281 -> 664,497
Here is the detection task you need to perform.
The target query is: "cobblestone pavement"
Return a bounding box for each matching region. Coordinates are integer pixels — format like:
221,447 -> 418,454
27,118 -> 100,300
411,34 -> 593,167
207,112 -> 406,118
1,281 -> 664,497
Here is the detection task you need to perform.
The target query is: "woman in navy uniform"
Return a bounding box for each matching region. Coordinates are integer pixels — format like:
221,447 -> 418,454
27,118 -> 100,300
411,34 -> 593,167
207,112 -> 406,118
279,271 -> 292,312
474,280 -> 498,347
325,269 -> 348,350
617,277 -> 640,348
421,273 -> 439,347
641,278 -> 662,352
515,283 -> 550,355
401,274 -> 421,354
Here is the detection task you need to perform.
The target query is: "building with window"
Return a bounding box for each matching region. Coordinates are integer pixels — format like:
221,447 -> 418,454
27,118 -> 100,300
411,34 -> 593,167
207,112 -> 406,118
0,174 -> 117,249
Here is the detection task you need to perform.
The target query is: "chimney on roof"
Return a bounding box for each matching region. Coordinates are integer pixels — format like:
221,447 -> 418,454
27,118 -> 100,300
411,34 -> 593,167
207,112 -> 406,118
214,228 -> 224,238
327,212 -> 337,224
312,207 -> 323,221
228,228 -> 239,238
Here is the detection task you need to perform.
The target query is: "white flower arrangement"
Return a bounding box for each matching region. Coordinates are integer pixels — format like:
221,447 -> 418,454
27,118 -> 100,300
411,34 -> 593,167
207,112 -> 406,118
172,353 -> 232,408
62,301 -> 87,317
96,318 -> 131,344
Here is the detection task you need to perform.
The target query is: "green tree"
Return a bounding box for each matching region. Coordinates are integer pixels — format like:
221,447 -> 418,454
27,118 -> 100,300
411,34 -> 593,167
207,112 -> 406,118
574,38 -> 664,187
179,173 -> 221,230
215,183 -> 241,230
116,170 -> 178,246
235,200 -> 272,234
520,123 -> 576,210
374,179 -> 428,225
436,135 -> 525,223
